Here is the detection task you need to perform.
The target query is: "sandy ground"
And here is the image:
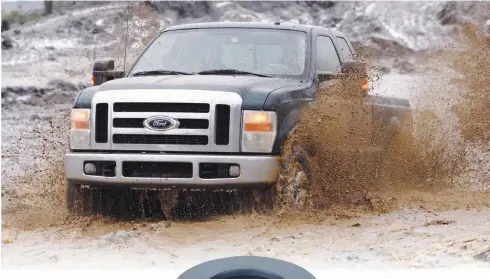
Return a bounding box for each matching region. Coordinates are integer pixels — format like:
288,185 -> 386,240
2,23 -> 490,274
2,209 -> 490,271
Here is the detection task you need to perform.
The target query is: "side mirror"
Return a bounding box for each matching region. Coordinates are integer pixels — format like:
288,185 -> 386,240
92,58 -> 125,86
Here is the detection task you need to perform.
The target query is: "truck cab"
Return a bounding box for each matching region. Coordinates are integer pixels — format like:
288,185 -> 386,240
65,22 -> 411,212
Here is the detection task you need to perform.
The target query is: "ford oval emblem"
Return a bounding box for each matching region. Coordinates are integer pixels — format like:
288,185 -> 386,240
143,116 -> 180,131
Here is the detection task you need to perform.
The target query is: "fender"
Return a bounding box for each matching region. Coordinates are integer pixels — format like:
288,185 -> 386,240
272,107 -> 305,154
73,85 -> 101,109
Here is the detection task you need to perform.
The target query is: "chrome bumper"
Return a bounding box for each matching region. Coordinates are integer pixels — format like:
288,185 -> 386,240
64,152 -> 280,189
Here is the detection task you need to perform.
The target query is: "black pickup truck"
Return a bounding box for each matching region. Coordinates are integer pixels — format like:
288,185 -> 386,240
65,22 -> 412,212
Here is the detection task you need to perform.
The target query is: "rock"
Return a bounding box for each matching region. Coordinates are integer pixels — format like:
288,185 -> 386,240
101,230 -> 136,244
304,1 -> 336,10
393,60 -> 416,74
438,2 -> 458,25
379,66 -> 391,74
474,249 -> 490,263
47,79 -> 78,92
145,1 -> 213,18
2,36 -> 13,50
92,27 -> 103,34
347,254 -> 360,261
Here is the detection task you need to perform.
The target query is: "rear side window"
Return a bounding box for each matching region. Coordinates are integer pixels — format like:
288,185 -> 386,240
336,36 -> 354,60
316,36 -> 341,72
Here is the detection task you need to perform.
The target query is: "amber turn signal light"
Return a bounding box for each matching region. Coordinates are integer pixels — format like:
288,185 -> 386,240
243,111 -> 274,132
71,109 -> 90,130
361,79 -> 368,92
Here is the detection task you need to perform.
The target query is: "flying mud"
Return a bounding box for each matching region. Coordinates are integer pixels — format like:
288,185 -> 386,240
274,23 -> 490,220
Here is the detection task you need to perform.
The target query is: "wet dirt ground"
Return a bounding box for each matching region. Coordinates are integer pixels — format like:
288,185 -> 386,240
2,25 -> 490,273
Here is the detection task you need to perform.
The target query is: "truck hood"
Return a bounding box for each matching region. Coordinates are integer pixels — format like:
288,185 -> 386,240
75,75 -> 304,110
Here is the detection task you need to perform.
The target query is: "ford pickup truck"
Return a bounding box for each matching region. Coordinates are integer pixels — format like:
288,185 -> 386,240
65,22 -> 412,213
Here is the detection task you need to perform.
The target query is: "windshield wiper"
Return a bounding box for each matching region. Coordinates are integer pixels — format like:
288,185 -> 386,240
132,70 -> 193,76
197,69 -> 271,78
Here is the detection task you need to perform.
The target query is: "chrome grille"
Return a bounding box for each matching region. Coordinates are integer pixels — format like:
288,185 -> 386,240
90,90 -> 243,153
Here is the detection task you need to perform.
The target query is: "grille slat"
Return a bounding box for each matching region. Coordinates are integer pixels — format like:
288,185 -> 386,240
114,102 -> 210,113
123,162 -> 193,178
113,134 -> 208,145
95,103 -> 109,143
113,118 -> 209,129
215,105 -> 230,145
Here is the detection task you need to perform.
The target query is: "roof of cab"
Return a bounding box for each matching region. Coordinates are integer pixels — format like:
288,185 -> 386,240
163,21 -> 336,34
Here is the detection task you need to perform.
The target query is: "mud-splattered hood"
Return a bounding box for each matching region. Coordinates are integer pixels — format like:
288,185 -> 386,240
74,75 -> 306,110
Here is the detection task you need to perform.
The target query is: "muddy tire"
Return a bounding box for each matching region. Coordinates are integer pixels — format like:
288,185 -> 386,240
276,145 -> 311,208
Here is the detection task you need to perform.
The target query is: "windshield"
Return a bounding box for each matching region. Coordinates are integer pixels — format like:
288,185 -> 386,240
129,28 -> 308,77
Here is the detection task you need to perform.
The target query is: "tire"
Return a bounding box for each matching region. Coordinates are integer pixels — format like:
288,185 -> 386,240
177,256 -> 316,279
276,144 -> 310,207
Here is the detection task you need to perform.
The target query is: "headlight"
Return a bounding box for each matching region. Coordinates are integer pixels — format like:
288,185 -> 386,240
71,108 -> 90,130
241,110 -> 277,153
70,108 -> 91,150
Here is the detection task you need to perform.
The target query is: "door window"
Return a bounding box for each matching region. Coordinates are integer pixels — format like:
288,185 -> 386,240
316,36 -> 341,72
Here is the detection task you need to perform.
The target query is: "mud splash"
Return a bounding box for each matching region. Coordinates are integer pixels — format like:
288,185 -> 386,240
450,24 -> 490,143
2,107 -> 71,230
274,23 -> 490,217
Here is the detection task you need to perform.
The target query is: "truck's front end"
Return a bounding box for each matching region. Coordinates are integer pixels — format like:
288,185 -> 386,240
64,23 -> 311,198
65,89 -> 280,188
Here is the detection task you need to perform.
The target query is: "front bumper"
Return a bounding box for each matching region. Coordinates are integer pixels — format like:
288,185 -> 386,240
64,152 -> 281,189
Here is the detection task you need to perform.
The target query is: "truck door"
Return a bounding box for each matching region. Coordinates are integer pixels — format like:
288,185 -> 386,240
315,35 -> 342,90
313,31 -> 374,153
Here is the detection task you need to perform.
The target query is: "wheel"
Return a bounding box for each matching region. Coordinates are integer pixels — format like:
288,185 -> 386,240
276,137 -> 311,208
177,256 -> 316,279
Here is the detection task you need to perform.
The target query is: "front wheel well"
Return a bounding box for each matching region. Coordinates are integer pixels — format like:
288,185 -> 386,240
272,108 -> 304,153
